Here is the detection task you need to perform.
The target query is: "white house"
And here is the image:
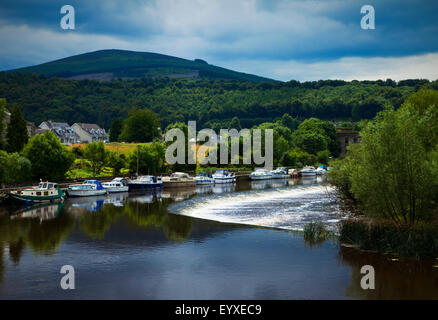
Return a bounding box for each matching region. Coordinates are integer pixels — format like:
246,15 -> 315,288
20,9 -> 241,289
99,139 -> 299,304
39,121 -> 81,144
72,123 -> 109,143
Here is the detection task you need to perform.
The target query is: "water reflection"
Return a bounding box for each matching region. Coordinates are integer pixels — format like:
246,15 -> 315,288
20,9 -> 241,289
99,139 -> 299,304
338,247 -> 438,299
0,201 -> 75,281
1,178 -> 437,299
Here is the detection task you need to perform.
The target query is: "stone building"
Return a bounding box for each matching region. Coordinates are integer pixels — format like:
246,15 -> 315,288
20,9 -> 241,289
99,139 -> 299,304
72,123 -> 109,143
336,128 -> 361,155
39,121 -> 81,144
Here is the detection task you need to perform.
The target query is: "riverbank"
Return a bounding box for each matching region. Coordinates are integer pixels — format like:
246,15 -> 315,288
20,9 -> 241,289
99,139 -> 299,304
339,218 -> 438,259
1,182 -> 438,299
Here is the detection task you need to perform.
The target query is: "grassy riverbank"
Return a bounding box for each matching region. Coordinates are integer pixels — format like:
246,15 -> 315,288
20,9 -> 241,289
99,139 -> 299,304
339,219 -> 438,259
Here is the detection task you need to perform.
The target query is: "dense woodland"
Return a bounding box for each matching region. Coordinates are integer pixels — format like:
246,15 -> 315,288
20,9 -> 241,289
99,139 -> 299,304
0,73 -> 434,130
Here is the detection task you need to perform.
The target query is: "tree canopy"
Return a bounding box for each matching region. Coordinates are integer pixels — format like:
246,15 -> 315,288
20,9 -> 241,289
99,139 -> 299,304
120,109 -> 161,143
22,131 -> 74,180
6,105 -> 28,153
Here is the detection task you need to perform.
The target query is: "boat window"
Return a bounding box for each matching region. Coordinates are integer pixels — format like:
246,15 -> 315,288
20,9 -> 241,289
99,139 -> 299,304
42,183 -> 47,188
44,191 -> 49,196
48,184 -> 54,189
36,192 -> 41,196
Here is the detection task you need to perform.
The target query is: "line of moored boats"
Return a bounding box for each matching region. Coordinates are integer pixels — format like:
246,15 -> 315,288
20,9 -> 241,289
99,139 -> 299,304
6,166 -> 327,205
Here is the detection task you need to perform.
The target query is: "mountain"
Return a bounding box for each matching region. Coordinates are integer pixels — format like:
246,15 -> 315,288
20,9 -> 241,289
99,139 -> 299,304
7,49 -> 274,83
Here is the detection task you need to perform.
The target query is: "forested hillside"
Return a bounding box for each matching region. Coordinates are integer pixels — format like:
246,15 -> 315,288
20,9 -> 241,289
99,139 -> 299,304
0,72 -> 434,130
8,49 -> 273,83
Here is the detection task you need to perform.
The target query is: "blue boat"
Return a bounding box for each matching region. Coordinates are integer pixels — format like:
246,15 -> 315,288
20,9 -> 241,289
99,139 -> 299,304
128,175 -> 163,191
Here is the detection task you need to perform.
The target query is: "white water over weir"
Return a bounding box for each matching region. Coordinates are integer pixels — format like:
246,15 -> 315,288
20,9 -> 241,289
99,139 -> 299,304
168,184 -> 345,231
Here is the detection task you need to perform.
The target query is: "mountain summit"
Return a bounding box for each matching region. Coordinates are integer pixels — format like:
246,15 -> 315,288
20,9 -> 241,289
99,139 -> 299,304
8,49 -> 274,83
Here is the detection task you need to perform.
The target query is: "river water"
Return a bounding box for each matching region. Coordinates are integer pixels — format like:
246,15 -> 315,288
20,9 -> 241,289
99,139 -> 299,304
0,177 -> 437,299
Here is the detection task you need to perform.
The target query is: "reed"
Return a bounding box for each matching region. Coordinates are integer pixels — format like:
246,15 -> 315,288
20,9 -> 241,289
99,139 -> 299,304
339,219 -> 438,258
303,221 -> 333,244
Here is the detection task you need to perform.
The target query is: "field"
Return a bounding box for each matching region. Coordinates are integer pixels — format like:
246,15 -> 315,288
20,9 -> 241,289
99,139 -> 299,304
68,142 -> 149,155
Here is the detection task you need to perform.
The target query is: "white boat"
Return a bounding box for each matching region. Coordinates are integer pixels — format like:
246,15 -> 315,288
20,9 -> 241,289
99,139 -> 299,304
67,180 -> 107,197
102,177 -> 129,193
212,169 -> 235,184
9,181 -> 65,204
195,173 -> 214,185
270,167 -> 290,179
250,168 -> 272,180
316,167 -> 326,175
162,172 -> 196,188
300,166 -> 317,177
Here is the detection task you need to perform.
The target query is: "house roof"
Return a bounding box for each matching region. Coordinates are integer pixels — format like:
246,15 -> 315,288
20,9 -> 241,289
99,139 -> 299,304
40,121 -> 70,130
74,123 -> 108,137
75,123 -> 103,131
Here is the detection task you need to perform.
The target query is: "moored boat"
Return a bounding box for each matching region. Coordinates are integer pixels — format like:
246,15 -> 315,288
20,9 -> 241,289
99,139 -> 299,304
162,172 -> 196,188
270,167 -> 290,179
195,173 -> 214,185
300,166 -> 317,177
250,168 -> 272,180
316,166 -> 326,175
288,168 -> 299,178
127,175 -> 163,191
212,169 -> 235,184
102,177 -> 129,193
67,180 -> 107,197
9,181 -> 65,204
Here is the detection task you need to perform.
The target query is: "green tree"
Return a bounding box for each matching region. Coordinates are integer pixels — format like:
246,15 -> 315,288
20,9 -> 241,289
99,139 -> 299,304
229,116 -> 242,131
109,117 -> 123,142
120,109 -> 160,143
0,150 -> 32,185
279,113 -> 299,132
84,141 -> 108,176
22,131 -> 74,180
352,97 -> 384,120
292,132 -> 327,155
128,142 -> 166,175
107,151 -> 126,176
330,106 -> 438,225
292,118 -> 339,156
6,105 -> 28,153
0,98 -> 7,150
316,150 -> 330,165
280,148 -> 315,167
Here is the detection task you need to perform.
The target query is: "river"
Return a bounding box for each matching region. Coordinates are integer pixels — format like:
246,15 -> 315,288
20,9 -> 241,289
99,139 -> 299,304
0,177 -> 437,299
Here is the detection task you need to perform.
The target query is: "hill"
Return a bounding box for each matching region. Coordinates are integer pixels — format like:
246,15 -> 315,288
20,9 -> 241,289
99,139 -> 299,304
7,49 -> 274,83
0,72 -> 431,131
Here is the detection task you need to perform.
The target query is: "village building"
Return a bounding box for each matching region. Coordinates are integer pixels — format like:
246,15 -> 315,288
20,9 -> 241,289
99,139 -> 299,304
336,127 -> 361,155
39,121 -> 81,144
2,110 -> 36,139
72,123 -> 109,143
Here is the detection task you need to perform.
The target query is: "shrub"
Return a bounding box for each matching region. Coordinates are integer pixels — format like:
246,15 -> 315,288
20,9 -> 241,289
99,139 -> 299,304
0,150 -> 32,184
339,219 -> 438,258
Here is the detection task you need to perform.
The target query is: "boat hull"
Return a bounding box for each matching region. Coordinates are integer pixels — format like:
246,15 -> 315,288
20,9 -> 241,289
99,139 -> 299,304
249,175 -> 272,180
162,181 -> 196,188
128,183 -> 163,191
67,189 -> 107,197
300,171 -> 316,177
105,186 -> 129,193
271,174 -> 290,179
195,180 -> 214,185
9,193 -> 64,204
213,177 -> 235,184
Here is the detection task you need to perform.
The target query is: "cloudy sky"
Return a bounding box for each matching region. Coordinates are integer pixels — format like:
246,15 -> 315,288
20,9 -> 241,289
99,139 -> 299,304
0,0 -> 437,81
